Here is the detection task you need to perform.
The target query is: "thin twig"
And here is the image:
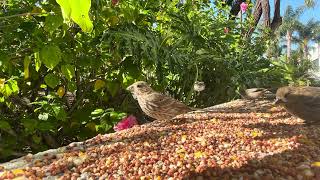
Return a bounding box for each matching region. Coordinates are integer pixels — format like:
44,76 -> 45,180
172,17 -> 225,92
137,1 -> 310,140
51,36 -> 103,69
0,12 -> 45,20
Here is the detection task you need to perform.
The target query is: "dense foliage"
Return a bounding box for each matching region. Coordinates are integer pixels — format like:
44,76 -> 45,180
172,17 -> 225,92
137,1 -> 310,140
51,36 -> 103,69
0,0 -> 307,161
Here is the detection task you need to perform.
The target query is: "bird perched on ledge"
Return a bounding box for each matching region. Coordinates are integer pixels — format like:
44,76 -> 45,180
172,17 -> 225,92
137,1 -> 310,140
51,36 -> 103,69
127,81 -> 194,121
240,88 -> 275,100
275,86 -> 320,124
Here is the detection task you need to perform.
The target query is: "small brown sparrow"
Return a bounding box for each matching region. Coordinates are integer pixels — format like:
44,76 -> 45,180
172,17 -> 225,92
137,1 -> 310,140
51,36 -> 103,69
127,81 -> 194,121
193,81 -> 205,92
240,88 -> 274,100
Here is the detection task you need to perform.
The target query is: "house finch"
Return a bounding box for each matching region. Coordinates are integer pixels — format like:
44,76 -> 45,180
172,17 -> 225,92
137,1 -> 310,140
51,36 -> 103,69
127,81 -> 194,121
240,88 -> 275,100
275,86 -> 320,124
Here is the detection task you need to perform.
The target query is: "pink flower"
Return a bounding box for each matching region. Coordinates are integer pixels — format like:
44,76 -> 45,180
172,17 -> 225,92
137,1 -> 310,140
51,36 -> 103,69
114,115 -> 138,131
224,27 -> 229,34
112,0 -> 119,6
240,2 -> 248,13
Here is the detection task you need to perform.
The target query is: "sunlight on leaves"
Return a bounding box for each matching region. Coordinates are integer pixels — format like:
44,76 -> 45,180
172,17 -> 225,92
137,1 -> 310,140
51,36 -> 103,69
34,52 -> 41,72
44,14 -> 64,33
94,80 -> 106,91
24,56 -> 31,79
55,0 -> 93,32
57,86 -> 65,98
52,106 -> 67,121
0,78 -> 5,89
44,73 -> 60,89
61,64 -> 75,81
40,45 -> 62,70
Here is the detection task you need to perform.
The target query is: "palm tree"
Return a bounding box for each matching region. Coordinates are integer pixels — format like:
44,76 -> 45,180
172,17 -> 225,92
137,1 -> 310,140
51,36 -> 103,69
295,19 -> 320,58
224,0 -> 316,37
277,5 -> 303,61
304,0 -> 316,8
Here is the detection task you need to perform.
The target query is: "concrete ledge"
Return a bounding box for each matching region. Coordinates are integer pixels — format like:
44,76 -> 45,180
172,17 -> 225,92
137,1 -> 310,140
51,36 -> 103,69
1,99 -> 320,179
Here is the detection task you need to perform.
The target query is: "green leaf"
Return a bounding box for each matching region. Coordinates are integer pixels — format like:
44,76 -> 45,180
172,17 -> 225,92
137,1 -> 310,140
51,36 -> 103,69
67,81 -> 77,92
44,73 -> 60,88
91,109 -> 104,115
62,53 -> 74,64
52,106 -> 67,121
32,134 -> 42,144
0,54 -> 12,74
40,45 -> 62,69
271,61 -> 282,67
117,113 -> 127,119
44,14 -> 64,32
55,0 -> 72,21
24,56 -> 31,79
72,108 -> 93,124
109,112 -> 119,120
38,121 -> 55,131
70,0 -> 93,32
7,80 -> 19,94
61,64 -> 75,81
40,84 -> 47,89
34,51 -> 41,72
0,120 -> 11,130
94,80 -> 106,91
56,0 -> 93,33
22,118 -> 38,132
104,124 -> 112,132
106,81 -> 120,97
85,122 -> 96,132
0,84 -> 12,97
0,80 -> 19,97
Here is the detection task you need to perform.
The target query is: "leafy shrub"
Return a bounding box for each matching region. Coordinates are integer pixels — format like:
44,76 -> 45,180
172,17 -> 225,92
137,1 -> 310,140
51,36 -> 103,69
270,55 -> 314,86
0,0 -> 305,161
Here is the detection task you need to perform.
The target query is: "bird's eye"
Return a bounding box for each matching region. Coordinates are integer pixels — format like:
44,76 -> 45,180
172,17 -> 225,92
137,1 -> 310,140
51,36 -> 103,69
137,84 -> 143,88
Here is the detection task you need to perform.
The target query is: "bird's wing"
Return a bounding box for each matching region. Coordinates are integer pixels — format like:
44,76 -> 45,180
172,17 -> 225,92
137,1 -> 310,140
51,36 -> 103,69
289,89 -> 320,109
145,92 -> 192,113
249,88 -> 266,92
301,96 -> 320,109
292,87 -> 320,96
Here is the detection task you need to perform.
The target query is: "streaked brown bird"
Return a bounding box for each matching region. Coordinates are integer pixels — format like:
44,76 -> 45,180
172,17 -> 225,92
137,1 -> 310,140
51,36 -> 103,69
127,81 -> 194,121
240,88 -> 275,100
275,86 -> 320,124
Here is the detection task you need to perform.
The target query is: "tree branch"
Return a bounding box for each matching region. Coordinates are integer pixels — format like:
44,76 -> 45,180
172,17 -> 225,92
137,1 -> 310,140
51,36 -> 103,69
261,0 -> 270,28
246,0 -> 262,37
271,0 -> 282,31
0,12 -> 45,20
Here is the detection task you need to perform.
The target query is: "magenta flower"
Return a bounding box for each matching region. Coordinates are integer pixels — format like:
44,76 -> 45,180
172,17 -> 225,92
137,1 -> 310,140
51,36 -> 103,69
114,115 -> 138,131
224,27 -> 229,34
240,2 -> 248,13
112,0 -> 119,6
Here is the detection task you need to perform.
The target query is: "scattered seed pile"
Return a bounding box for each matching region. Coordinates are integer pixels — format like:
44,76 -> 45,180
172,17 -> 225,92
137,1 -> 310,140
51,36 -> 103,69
1,99 -> 320,179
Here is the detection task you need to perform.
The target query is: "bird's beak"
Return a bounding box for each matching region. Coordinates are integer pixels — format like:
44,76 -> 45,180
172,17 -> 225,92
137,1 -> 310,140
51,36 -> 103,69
126,85 -> 134,92
274,98 -> 284,105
